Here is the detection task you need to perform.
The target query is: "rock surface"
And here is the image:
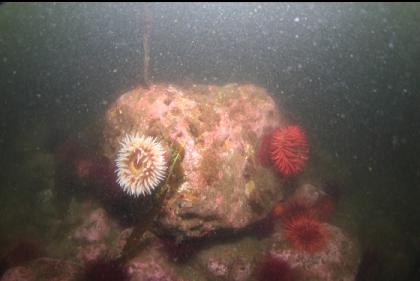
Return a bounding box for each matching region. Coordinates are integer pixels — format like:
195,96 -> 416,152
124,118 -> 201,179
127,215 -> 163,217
290,183 -> 324,208
103,83 -> 287,240
269,223 -> 360,281
70,206 -> 123,265
195,236 -> 263,281
1,258 -> 80,281
126,238 -> 187,281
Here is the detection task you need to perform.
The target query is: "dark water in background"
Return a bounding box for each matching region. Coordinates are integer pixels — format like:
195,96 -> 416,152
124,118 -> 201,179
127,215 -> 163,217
0,3 -> 419,280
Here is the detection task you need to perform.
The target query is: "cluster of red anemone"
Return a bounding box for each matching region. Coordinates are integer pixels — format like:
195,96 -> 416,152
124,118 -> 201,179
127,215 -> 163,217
258,124 -> 330,253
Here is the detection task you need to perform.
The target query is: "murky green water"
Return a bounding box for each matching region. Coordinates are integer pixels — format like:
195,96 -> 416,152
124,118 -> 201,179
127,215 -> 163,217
0,3 -> 419,281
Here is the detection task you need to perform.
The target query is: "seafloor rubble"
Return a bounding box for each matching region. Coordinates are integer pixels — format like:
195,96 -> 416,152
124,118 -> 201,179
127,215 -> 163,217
1,83 -> 360,281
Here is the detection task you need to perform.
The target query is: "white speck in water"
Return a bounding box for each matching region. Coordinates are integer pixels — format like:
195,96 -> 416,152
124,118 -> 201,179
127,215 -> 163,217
295,34 -> 299,39
337,113 -> 346,119
36,94 -> 41,98
392,136 -> 398,148
113,69 -> 118,73
294,17 -> 300,23
388,42 -> 394,49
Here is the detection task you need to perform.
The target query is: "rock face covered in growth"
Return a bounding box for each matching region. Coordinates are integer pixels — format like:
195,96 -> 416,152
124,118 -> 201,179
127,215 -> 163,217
269,223 -> 360,281
103,83 -> 287,240
1,83 -> 362,281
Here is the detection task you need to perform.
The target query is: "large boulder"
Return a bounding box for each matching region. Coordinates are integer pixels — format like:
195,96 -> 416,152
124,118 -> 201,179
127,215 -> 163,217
103,83 -> 287,240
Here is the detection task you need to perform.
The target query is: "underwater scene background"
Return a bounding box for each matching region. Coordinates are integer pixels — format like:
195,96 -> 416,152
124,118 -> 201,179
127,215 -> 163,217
0,3 -> 420,281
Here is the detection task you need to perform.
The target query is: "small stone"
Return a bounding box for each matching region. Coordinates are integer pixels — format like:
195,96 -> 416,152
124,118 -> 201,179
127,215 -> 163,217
291,183 -> 323,208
